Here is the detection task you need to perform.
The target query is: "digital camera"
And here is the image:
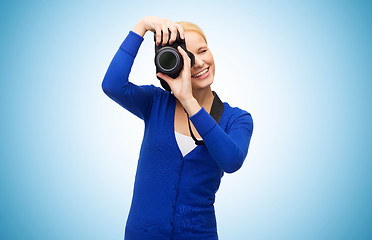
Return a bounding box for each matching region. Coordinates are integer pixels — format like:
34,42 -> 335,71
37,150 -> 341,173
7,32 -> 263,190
154,30 -> 195,92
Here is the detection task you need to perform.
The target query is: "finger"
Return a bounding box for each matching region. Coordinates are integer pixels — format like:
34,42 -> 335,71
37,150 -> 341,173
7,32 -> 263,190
161,25 -> 169,46
175,23 -> 185,39
154,26 -> 162,46
177,46 -> 191,68
168,26 -> 177,44
157,72 -> 174,88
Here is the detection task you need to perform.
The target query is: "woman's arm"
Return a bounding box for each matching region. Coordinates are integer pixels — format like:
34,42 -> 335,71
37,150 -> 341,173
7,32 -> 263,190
190,107 -> 254,173
101,17 -> 185,120
155,33 -> 253,172
101,29 -> 154,120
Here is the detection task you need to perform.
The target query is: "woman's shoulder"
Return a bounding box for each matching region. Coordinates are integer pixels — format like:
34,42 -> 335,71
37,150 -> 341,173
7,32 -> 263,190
221,101 -> 253,130
145,84 -> 175,107
152,85 -> 173,99
140,84 -> 171,97
222,101 -> 252,118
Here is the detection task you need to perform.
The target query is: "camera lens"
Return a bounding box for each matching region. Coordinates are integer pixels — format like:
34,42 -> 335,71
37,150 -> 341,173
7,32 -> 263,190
159,51 -> 177,70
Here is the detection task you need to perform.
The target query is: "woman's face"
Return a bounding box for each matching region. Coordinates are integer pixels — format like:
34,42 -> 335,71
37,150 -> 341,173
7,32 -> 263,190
184,31 -> 215,90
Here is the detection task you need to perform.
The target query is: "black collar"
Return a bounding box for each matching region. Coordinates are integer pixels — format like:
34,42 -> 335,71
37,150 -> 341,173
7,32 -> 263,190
184,91 -> 224,145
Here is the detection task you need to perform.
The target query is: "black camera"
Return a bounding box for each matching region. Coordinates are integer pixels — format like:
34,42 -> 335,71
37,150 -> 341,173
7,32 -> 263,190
154,30 -> 195,92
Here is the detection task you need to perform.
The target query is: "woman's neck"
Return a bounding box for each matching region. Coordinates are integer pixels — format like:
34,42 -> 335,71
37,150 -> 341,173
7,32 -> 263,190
193,87 -> 214,110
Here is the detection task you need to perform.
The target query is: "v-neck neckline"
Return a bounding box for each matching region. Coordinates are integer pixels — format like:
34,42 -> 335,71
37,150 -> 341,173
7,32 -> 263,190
170,96 -> 201,158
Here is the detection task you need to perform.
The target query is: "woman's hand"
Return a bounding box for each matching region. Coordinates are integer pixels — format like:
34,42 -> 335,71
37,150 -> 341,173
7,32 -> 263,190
157,47 -> 201,116
133,16 -> 201,116
133,16 -> 185,45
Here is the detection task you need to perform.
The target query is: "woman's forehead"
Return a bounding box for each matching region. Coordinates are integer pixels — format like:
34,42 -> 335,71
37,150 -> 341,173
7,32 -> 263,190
185,31 -> 207,50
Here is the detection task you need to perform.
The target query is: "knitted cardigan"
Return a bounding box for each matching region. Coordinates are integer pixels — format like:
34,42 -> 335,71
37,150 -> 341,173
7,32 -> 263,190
102,30 -> 254,240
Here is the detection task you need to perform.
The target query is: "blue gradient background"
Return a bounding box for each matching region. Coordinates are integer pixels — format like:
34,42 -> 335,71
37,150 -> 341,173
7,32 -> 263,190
1,0 -> 371,239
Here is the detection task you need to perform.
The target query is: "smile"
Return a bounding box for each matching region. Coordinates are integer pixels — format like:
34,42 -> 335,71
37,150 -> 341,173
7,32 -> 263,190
192,67 -> 209,78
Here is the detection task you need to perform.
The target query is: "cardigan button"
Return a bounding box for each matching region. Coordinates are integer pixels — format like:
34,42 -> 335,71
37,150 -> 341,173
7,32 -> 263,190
174,186 -> 178,191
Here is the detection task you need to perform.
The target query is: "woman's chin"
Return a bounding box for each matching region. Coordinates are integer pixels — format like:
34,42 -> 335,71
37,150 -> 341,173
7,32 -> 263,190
192,76 -> 214,90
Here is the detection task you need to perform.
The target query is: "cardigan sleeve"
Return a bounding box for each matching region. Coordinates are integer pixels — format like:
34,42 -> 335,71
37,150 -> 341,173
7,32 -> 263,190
101,30 -> 154,120
189,107 -> 253,173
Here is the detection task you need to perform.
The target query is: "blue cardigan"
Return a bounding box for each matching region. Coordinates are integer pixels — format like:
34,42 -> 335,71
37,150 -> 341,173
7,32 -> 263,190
102,30 -> 254,240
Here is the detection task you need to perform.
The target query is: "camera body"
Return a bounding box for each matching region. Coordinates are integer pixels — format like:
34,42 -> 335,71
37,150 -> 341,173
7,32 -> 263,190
154,30 -> 195,92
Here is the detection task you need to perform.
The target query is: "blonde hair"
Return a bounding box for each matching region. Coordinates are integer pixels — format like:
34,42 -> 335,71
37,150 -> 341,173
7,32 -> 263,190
176,21 -> 207,44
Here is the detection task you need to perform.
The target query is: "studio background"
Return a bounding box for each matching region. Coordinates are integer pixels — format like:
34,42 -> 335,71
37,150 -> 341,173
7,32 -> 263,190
0,0 -> 371,239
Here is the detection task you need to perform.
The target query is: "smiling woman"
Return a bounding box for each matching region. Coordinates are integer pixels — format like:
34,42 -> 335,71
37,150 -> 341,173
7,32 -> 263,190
101,16 -> 254,240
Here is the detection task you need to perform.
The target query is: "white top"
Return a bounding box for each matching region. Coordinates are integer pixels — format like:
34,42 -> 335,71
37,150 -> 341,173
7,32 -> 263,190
174,131 -> 201,157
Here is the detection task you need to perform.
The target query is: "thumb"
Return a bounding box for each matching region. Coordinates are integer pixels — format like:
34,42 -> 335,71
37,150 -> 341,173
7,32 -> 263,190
157,72 -> 174,86
177,46 -> 191,67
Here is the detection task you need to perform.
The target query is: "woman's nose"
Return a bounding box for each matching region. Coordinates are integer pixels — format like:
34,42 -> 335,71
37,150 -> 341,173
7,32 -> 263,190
192,55 -> 203,68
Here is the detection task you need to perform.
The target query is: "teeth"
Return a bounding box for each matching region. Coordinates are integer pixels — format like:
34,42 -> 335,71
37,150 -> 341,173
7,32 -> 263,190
193,68 -> 208,77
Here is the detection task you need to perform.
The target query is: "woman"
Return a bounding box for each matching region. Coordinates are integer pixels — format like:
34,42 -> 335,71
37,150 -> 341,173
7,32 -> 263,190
102,16 -> 253,240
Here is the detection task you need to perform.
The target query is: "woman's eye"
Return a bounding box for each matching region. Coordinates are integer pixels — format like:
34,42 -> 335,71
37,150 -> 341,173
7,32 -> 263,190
200,50 -> 207,53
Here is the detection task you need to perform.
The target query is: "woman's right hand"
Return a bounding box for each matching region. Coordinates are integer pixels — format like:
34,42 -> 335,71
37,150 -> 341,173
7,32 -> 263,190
133,16 -> 185,46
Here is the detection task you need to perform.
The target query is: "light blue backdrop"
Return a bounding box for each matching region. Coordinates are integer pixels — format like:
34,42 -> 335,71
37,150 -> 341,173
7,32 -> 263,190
0,0 -> 371,239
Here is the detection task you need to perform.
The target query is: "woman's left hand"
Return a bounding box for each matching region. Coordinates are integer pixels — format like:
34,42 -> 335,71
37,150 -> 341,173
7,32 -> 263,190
156,46 -> 194,103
